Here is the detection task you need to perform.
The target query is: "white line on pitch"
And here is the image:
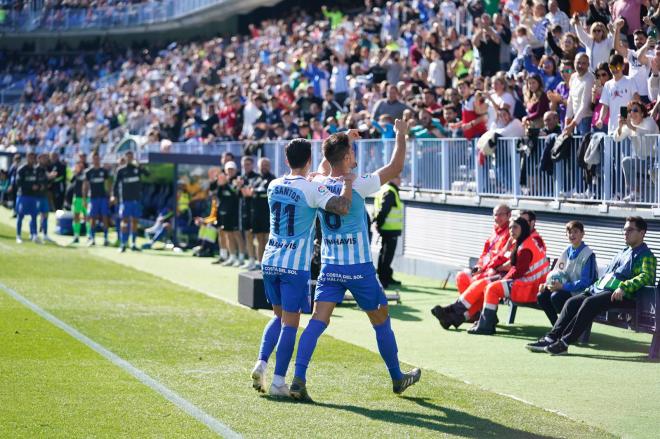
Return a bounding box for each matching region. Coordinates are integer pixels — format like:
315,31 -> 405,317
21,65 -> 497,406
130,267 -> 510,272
0,281 -> 241,439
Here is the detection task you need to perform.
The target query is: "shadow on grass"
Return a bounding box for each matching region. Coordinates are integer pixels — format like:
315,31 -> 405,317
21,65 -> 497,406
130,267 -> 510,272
303,396 -> 562,438
388,303 -> 423,321
389,284 -> 443,295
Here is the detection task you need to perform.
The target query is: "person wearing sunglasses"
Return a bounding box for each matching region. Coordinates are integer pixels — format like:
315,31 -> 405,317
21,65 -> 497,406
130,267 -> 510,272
565,53 -> 595,136
595,54 -> 640,135
613,18 -> 654,105
613,100 -> 659,202
571,15 -> 613,71
591,62 -> 612,132
526,216 -> 656,356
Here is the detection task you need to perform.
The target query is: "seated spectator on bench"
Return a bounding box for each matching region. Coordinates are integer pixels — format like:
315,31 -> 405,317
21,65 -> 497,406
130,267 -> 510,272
526,216 -> 656,355
455,203 -> 513,293
432,216 -> 548,333
537,220 -> 599,325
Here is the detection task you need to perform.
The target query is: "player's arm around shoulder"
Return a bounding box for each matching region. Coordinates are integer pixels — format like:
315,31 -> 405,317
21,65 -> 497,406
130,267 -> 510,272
323,173 -> 355,216
375,118 -> 408,185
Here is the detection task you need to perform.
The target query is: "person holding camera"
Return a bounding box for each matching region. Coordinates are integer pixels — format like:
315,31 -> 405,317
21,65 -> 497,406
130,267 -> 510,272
613,99 -> 659,202
472,13 -> 502,77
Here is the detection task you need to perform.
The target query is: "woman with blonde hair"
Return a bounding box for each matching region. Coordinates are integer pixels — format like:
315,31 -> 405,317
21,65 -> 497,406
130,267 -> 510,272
572,16 -> 613,71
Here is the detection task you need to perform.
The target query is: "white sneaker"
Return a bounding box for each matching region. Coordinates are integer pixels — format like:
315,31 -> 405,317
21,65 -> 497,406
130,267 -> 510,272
251,362 -> 267,393
232,259 -> 243,267
268,382 -> 291,398
221,257 -> 236,267
239,260 -> 253,269
87,239 -> 96,247
31,235 -> 42,244
16,236 -> 22,244
251,262 -> 261,271
42,235 -> 55,243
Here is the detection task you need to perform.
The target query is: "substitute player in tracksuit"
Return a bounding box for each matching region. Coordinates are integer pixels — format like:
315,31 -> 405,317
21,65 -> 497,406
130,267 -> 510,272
250,138 -> 353,397
15,152 -> 39,243
35,153 -> 55,243
289,120 -> 421,402
112,151 -> 149,252
85,151 -> 111,246
70,160 -> 87,244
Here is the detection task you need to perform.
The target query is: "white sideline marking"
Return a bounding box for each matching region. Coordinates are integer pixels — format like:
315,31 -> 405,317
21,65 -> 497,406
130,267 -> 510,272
0,282 -> 241,439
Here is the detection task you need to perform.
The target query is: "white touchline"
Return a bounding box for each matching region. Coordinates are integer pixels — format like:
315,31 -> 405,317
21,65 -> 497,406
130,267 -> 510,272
0,282 -> 241,439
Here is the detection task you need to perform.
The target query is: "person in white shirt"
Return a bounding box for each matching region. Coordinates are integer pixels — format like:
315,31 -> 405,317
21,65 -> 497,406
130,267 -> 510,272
613,100 -> 660,202
427,48 -> 446,88
494,105 -> 525,137
596,54 -> 640,135
565,53 -> 595,135
545,0 -> 570,33
485,72 -> 516,129
613,18 -> 654,104
572,16 -> 613,72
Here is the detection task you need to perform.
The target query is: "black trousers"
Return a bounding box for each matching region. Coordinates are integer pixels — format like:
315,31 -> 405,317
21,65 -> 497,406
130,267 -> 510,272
377,235 -> 398,284
547,291 -> 635,344
537,288 -> 572,326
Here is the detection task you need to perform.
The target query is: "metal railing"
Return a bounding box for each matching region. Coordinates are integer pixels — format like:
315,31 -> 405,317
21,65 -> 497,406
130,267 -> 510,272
0,0 -> 224,32
13,133 -> 660,209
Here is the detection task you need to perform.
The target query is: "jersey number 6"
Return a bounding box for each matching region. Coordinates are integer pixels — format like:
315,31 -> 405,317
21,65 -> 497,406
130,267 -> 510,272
323,211 -> 342,230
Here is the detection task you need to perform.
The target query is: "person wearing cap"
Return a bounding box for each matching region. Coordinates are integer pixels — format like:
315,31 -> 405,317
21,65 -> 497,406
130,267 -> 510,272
111,151 -> 150,252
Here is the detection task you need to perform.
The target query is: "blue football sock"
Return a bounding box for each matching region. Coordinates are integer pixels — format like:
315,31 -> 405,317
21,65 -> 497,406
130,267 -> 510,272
29,215 -> 37,236
41,216 -> 47,235
294,318 -> 327,381
373,317 -> 403,381
120,229 -> 128,245
258,316 -> 282,362
131,232 -> 137,245
273,325 -> 297,378
103,227 -> 108,240
16,213 -> 23,237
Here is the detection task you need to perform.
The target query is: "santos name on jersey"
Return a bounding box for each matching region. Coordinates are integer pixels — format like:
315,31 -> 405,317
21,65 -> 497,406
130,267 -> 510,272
261,176 -> 335,272
314,173 -> 381,265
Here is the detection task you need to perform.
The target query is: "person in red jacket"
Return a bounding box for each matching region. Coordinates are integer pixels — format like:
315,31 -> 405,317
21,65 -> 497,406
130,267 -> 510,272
433,216 -> 549,333
455,203 -> 512,293
469,216 -> 550,335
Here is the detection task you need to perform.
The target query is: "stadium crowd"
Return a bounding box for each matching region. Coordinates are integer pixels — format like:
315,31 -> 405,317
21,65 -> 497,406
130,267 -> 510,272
3,1 -> 660,201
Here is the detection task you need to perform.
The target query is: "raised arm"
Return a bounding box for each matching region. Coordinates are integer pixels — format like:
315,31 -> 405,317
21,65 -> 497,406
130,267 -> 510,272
376,119 -> 408,185
613,18 -> 628,57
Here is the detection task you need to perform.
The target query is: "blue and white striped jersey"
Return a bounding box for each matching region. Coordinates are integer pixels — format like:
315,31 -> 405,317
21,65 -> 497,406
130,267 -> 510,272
314,173 -> 381,265
261,175 -> 335,271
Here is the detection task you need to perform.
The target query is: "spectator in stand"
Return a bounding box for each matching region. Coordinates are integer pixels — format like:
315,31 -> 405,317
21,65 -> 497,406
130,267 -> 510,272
613,18 -> 654,104
546,31 -> 580,62
537,220 -> 598,325
612,0 -> 644,45
565,53 -> 595,135
450,81 -> 488,140
527,216 -> 656,355
372,85 -> 410,120
595,54 -> 640,135
427,49 -> 446,89
321,90 -> 345,123
409,109 -> 444,139
591,62 -> 613,132
587,0 -> 612,26
542,111 -> 562,135
522,73 -> 550,129
613,99 -> 659,202
372,114 -> 396,139
472,13 -> 502,77
572,15 -> 613,71
379,49 -> 404,85
493,13 -> 513,70
547,58 -> 573,124
546,0 -> 571,33
485,72 -> 516,130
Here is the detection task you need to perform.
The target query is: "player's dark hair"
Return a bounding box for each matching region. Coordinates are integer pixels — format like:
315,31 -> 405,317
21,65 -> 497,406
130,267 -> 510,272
323,132 -> 351,166
285,138 -> 311,169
